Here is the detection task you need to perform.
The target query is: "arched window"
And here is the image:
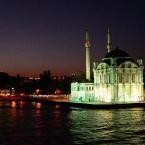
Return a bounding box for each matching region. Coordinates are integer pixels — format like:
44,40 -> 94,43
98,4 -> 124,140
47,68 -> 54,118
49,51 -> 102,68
108,74 -> 110,83
126,73 -> 129,83
103,74 -> 106,83
132,73 -> 135,83
100,75 -> 102,83
118,73 -> 122,83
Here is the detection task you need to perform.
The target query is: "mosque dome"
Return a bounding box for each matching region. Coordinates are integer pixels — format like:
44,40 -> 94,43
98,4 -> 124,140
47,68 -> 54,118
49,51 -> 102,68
104,47 -> 130,58
102,47 -> 137,66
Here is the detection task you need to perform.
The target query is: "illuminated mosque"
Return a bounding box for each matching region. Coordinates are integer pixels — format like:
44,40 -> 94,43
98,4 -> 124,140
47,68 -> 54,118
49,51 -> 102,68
71,29 -> 144,103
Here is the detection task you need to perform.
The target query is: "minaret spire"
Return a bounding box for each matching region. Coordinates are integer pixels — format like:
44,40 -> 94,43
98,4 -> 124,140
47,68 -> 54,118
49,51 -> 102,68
107,27 -> 111,53
85,28 -> 91,81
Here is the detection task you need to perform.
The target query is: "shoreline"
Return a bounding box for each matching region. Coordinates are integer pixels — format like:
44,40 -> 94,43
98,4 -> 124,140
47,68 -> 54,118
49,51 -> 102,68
0,96 -> 145,109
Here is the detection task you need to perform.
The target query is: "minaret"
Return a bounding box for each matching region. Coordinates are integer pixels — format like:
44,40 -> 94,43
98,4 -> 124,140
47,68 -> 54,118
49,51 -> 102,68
85,29 -> 91,81
107,27 -> 111,53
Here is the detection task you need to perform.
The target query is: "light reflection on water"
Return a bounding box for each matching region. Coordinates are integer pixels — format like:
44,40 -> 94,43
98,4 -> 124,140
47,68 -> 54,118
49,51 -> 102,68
70,108 -> 145,144
0,101 -> 144,145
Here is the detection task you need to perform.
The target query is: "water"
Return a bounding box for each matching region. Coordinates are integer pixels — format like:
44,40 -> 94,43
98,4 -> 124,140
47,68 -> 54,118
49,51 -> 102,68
0,101 -> 145,145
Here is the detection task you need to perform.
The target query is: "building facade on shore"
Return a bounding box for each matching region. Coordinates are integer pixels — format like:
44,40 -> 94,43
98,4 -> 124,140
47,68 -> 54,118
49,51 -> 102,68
71,29 -> 144,103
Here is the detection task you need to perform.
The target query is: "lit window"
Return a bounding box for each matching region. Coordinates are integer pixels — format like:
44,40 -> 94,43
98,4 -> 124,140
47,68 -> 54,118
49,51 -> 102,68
132,73 -> 135,83
118,73 -> 122,83
108,74 -> 110,83
126,73 -> 129,83
103,74 -> 106,83
100,75 -> 102,83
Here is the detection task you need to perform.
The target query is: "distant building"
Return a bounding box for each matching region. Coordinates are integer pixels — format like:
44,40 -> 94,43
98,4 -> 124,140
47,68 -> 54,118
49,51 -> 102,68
71,29 -> 144,103
0,89 -> 10,96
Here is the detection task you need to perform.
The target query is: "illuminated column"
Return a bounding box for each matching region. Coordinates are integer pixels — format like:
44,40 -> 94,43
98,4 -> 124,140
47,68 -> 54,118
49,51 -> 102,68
107,27 -> 111,53
137,59 -> 144,100
110,58 -> 117,102
85,29 -> 91,81
93,62 -> 98,84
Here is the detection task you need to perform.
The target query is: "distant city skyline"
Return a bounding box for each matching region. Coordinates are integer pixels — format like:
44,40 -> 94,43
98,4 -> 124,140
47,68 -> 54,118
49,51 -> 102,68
0,0 -> 145,76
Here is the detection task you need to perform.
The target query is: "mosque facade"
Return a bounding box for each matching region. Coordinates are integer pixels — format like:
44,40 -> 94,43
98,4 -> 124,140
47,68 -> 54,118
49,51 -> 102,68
71,29 -> 144,103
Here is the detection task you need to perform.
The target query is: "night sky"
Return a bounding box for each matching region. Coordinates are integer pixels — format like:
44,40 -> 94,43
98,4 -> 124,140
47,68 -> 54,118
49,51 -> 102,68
0,0 -> 145,76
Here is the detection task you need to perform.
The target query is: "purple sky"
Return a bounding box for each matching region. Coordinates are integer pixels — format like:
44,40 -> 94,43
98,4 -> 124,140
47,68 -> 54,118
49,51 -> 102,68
0,0 -> 145,76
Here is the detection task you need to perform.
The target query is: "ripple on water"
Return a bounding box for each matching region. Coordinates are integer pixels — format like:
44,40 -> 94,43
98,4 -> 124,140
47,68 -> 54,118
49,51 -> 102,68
0,102 -> 145,144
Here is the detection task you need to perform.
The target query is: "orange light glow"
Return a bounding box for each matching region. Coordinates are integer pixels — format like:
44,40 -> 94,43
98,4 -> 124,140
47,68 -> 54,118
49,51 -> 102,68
11,101 -> 16,108
36,102 -> 41,109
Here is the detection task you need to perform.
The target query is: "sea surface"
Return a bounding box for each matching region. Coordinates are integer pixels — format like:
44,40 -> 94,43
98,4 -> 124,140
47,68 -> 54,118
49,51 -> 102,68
0,101 -> 145,145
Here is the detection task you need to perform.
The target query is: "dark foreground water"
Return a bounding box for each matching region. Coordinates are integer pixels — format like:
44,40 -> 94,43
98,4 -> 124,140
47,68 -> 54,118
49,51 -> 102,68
0,101 -> 145,145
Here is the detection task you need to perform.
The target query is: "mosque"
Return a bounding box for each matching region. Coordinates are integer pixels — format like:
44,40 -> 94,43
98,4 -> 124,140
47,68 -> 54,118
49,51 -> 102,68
71,29 -> 144,103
